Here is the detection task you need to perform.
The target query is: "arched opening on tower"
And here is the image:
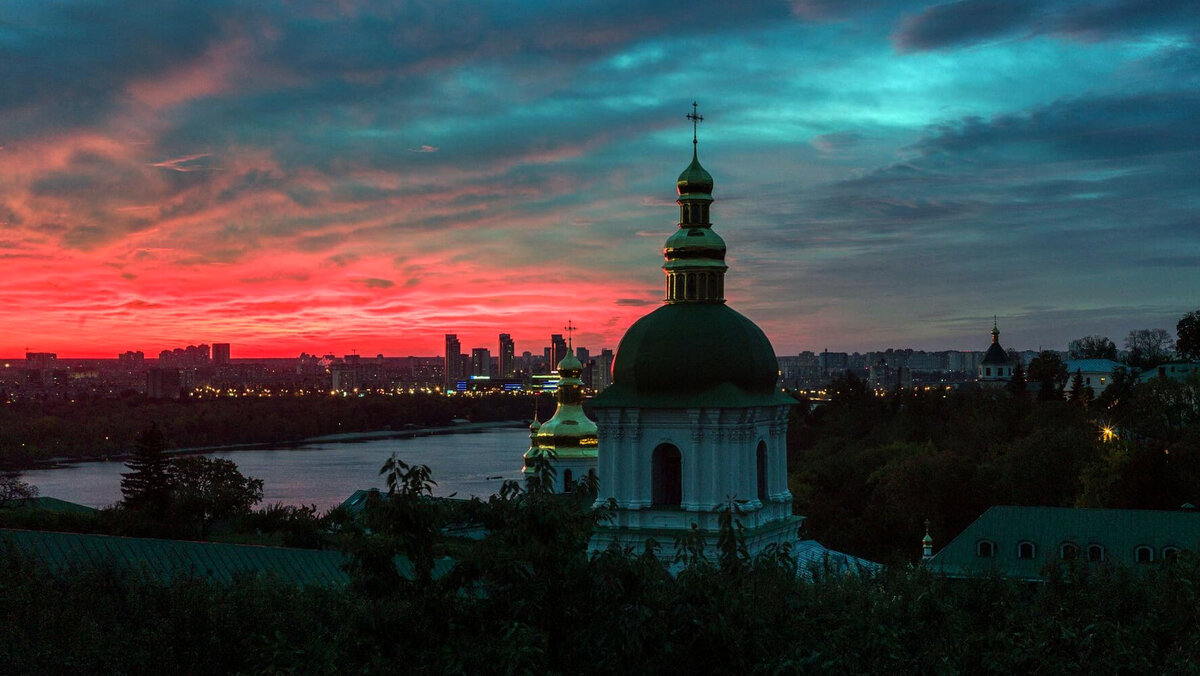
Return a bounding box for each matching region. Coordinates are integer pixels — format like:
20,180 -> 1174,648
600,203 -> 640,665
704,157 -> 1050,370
651,444 -> 682,507
756,441 -> 768,501
562,468 -> 573,492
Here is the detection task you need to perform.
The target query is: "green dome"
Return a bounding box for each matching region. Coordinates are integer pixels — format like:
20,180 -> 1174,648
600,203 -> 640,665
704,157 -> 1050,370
593,303 -> 792,409
676,152 -> 714,197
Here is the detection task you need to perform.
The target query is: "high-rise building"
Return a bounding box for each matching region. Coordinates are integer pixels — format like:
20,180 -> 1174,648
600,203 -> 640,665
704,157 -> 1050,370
471,348 -> 491,377
444,334 -> 463,388
592,348 -> 614,391
551,334 -> 567,367
212,343 -> 231,365
499,334 -> 515,377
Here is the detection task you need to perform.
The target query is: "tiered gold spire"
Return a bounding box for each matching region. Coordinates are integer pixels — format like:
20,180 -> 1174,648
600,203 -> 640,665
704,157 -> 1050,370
664,102 -> 727,305
523,323 -> 598,473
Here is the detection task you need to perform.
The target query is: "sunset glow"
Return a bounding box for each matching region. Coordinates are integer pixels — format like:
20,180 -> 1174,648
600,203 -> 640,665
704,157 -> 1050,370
2,1 -> 1198,357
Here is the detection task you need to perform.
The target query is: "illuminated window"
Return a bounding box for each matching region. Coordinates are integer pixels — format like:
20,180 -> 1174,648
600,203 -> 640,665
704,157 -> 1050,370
1060,543 -> 1079,560
1017,541 -> 1036,559
1088,544 -> 1105,562
976,540 -> 996,558
1135,546 -> 1154,563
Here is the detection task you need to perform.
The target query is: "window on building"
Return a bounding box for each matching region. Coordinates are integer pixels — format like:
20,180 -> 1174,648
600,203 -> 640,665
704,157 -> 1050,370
1135,546 -> 1154,563
1088,544 -> 1105,562
562,469 -> 573,492
1086,377 -> 1091,385
976,540 -> 996,558
985,368 -> 992,376
1017,541 -> 1036,559
1100,377 -> 1106,385
1162,546 -> 1180,561
651,444 -> 682,507
1060,543 -> 1079,560
756,442 -> 768,501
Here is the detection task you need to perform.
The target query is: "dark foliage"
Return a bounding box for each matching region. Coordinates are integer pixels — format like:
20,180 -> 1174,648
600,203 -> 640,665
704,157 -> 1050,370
1178,310 -> 1200,361
790,372 -> 1200,563
120,423 -> 171,511
0,391 -> 543,467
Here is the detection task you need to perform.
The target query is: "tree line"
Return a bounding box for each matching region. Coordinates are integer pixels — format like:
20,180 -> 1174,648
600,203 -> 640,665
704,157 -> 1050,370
0,391 -> 544,468
3,455 -> 1200,673
788,363 -> 1200,563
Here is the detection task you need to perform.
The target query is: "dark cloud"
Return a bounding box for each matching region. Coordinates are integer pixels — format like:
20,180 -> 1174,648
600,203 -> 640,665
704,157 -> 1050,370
0,1 -> 229,125
893,0 -> 1200,52
893,0 -> 1038,52
360,277 -> 395,289
911,92 -> 1200,161
615,298 -> 654,306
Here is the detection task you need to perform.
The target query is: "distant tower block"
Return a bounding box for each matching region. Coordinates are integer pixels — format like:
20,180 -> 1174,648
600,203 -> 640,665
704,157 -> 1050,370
212,343 -> 231,365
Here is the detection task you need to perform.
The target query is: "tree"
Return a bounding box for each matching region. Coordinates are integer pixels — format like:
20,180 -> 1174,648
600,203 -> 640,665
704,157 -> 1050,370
1006,359 -> 1027,397
0,473 -> 38,508
166,456 -> 264,538
1126,328 -> 1175,370
1177,311 -> 1200,361
120,422 -> 172,510
1068,335 -> 1118,361
1069,369 -> 1091,407
1027,351 -> 1068,400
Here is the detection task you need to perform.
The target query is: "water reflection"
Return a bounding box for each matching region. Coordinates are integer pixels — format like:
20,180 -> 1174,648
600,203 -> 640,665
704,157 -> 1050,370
21,428 -> 529,510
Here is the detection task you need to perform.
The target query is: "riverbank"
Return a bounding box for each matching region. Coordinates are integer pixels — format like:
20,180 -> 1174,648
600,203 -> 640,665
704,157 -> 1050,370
36,420 -> 530,469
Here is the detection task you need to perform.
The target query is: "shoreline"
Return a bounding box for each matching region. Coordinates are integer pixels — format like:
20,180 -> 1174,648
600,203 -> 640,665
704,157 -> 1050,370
33,420 -> 529,469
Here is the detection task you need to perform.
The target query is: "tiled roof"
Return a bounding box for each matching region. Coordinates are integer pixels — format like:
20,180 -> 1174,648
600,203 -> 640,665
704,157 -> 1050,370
1063,359 -> 1124,374
5,497 -> 98,514
927,506 -> 1200,580
0,528 -> 454,585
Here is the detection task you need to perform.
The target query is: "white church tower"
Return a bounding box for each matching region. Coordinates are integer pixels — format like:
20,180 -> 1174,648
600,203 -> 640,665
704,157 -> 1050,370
588,104 -> 800,559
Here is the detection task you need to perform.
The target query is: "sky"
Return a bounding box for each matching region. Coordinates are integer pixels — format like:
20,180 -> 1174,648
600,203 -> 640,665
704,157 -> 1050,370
1,0 -> 1198,358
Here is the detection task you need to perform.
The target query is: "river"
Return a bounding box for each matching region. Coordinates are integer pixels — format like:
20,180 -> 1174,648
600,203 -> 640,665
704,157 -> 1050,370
18,427 -> 531,511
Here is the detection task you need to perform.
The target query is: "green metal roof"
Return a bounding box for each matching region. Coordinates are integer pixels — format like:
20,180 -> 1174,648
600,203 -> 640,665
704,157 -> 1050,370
0,528 -> 454,586
594,303 -> 794,410
4,497 -> 98,515
927,506 -> 1200,580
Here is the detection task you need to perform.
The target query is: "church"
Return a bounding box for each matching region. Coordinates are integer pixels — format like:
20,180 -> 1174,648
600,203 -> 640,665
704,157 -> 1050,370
586,106 -> 820,561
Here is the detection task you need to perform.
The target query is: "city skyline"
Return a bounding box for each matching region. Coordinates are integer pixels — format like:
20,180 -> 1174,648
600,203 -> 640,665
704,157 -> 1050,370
2,2 -> 1197,358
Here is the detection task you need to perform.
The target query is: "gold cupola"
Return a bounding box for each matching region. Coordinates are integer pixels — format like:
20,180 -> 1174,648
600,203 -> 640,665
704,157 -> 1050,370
523,330 -> 598,475
663,102 -> 727,305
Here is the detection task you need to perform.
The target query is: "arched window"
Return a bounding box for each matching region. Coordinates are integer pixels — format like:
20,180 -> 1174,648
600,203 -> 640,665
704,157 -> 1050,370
1087,544 -> 1105,562
976,540 -> 996,558
1136,546 -> 1154,563
1060,543 -> 1079,560
756,442 -> 768,501
685,275 -> 695,300
562,469 -> 573,492
1017,541 -> 1036,560
651,444 -> 682,507
1163,546 -> 1181,561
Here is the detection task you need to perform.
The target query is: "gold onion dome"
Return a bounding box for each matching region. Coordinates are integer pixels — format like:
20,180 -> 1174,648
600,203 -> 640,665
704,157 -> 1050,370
676,149 -> 714,197
523,345 -> 598,467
